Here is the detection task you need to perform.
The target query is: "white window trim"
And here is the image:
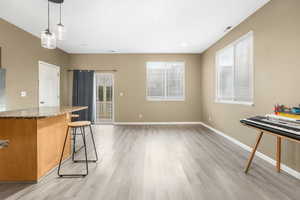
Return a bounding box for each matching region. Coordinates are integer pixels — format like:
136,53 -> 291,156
215,31 -> 254,106
215,100 -> 254,106
146,61 -> 186,101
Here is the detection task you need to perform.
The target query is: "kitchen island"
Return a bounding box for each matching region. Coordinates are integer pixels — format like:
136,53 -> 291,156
0,106 -> 87,182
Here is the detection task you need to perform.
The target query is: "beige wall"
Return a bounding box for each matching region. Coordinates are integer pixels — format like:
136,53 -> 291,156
0,18 -> 70,109
200,0 -> 300,171
68,54 -> 202,122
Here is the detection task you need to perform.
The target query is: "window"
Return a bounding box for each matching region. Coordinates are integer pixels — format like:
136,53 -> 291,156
216,31 -> 253,105
146,62 -> 185,101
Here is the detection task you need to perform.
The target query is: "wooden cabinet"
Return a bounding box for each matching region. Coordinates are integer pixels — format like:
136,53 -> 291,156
0,114 -> 71,182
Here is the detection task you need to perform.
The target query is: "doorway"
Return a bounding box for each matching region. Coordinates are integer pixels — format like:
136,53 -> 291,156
38,61 -> 60,107
95,73 -> 114,123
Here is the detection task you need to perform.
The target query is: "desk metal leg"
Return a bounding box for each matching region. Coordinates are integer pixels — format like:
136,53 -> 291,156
276,137 -> 281,172
245,132 -> 263,173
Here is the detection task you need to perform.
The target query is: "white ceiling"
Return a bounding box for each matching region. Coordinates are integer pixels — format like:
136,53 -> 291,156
0,0 -> 269,54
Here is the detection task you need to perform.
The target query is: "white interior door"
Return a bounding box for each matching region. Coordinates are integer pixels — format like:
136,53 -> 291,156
39,61 -> 60,107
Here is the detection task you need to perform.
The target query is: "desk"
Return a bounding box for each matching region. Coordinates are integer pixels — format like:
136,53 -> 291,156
241,116 -> 300,173
0,106 -> 87,182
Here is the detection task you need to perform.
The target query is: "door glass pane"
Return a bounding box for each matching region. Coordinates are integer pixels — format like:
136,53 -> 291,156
106,86 -> 112,102
98,86 -> 104,101
96,74 -> 113,123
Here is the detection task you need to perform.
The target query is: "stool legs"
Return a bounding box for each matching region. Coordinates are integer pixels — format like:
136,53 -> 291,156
58,126 -> 88,177
72,127 -> 77,162
73,128 -> 84,154
81,127 -> 89,175
57,126 -> 69,176
57,123 -> 98,178
89,125 -> 99,162
73,125 -> 98,163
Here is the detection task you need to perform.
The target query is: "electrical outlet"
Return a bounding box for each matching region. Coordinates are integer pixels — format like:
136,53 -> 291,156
119,92 -> 124,96
208,115 -> 212,121
138,114 -> 143,119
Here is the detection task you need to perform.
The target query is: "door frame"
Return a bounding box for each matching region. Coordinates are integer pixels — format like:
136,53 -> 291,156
95,72 -> 115,124
38,61 -> 60,107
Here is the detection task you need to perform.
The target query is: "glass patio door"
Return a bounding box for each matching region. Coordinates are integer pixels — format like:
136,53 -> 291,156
95,73 -> 113,123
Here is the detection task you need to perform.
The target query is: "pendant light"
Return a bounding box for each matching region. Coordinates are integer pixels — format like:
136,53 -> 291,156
56,3 -> 66,41
41,0 -> 56,49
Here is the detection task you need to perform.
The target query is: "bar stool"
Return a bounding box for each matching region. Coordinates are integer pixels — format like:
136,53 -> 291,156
71,121 -> 98,164
57,121 -> 98,177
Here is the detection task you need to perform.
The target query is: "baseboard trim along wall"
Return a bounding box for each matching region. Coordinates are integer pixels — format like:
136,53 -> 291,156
114,122 -> 202,125
199,122 -> 300,180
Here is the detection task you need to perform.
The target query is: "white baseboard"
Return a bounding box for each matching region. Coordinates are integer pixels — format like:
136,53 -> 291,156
114,122 -> 202,125
199,122 -> 300,180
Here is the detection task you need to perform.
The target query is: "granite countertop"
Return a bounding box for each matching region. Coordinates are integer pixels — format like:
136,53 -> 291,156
0,106 -> 87,119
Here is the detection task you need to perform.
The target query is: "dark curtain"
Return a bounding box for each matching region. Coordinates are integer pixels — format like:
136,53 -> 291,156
72,70 -> 95,122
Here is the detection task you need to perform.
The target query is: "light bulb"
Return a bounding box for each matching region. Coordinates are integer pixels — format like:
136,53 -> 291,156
57,23 -> 66,41
41,30 -> 57,49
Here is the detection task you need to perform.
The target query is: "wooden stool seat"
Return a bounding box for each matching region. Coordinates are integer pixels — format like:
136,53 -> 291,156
71,114 -> 80,118
68,121 -> 91,127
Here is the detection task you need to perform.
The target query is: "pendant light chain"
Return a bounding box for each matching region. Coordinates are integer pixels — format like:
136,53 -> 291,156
57,2 -> 66,41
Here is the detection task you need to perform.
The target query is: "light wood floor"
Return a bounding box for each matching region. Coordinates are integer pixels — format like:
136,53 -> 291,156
1,125 -> 300,200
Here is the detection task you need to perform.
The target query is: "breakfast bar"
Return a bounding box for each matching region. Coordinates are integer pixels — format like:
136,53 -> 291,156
0,106 -> 87,182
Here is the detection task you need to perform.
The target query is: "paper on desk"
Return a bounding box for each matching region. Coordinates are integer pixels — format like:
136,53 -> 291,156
266,114 -> 300,122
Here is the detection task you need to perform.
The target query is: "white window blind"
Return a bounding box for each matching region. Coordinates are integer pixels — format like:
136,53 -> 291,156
216,31 -> 253,105
147,62 -> 185,101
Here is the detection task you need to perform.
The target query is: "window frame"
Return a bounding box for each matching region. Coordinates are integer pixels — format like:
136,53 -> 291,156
146,61 -> 186,101
215,31 -> 254,106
